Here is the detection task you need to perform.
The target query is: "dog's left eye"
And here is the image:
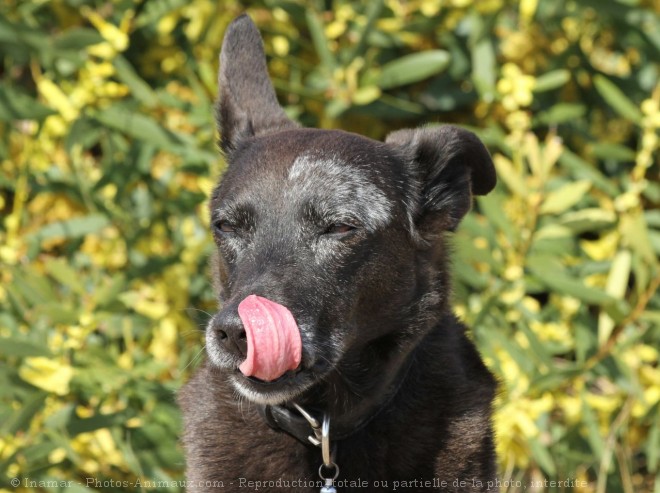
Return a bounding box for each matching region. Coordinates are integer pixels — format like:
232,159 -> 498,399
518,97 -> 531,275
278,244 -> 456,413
214,220 -> 236,234
324,223 -> 355,235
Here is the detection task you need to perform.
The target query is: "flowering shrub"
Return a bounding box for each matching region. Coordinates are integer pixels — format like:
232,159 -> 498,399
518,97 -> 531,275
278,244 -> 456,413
1,0 -> 658,491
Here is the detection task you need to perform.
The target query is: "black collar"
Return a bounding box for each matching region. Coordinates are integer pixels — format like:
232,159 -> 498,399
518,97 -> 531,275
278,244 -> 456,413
257,348 -> 417,447
257,403 -> 371,446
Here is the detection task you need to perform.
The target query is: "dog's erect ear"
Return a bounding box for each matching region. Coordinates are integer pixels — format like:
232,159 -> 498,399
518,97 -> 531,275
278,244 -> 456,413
386,125 -> 496,232
217,14 -> 297,155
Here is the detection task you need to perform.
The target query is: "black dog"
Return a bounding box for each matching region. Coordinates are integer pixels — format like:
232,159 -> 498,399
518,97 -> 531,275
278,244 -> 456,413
179,14 -> 498,492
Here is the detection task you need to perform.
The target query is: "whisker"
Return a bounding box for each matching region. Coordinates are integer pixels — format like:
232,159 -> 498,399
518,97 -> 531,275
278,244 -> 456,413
179,329 -> 206,337
184,307 -> 215,318
182,345 -> 207,373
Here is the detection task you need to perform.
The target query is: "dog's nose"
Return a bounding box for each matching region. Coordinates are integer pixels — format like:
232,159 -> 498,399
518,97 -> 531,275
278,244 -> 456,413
213,309 -> 247,359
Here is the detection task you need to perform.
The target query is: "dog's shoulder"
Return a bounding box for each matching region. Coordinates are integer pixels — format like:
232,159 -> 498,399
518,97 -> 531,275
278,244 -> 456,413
179,365 -> 316,486
430,314 -> 497,401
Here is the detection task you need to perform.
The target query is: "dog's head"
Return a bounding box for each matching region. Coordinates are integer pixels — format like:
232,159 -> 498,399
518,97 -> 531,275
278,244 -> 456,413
205,14 -> 496,405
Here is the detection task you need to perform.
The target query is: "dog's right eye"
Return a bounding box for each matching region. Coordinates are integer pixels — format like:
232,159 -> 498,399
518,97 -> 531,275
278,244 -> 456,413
323,223 -> 356,235
213,220 -> 236,234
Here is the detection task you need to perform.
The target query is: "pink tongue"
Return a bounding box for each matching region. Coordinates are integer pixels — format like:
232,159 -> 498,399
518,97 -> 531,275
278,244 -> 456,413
237,295 -> 302,381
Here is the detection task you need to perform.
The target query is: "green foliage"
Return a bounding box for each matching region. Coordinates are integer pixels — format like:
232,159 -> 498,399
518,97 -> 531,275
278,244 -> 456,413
1,0 -> 659,492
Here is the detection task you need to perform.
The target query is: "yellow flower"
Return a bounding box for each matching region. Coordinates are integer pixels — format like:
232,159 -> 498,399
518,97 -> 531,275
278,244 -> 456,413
530,321 -> 574,346
119,282 -> 170,319
0,435 -> 21,460
87,42 -> 116,59
325,21 -> 346,40
558,394 -> 582,424
498,63 -> 536,111
133,297 -> 169,320
496,348 -> 530,396
494,393 -> 554,468
48,448 -> 67,464
149,317 -> 178,363
157,12 -> 178,36
80,226 -> 127,269
37,79 -> 78,122
420,0 -> 441,17
580,230 -> 619,261
501,282 -> 525,305
504,110 -> 531,132
19,357 -> 74,396
82,8 -> 130,52
519,0 -> 539,24
641,98 -> 660,124
584,392 -> 621,415
71,428 -> 126,474
521,296 -> 541,313
272,35 -> 290,56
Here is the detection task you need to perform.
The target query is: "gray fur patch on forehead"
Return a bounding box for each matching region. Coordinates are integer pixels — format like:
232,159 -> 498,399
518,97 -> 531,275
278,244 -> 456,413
287,152 -> 393,231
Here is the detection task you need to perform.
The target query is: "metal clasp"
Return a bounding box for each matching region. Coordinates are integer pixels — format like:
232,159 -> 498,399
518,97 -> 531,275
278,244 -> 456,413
292,404 -> 335,468
292,403 -> 322,446
292,404 -> 340,492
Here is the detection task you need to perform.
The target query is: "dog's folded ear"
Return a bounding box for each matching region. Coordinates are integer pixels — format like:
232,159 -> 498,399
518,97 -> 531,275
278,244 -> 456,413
386,125 -> 496,232
217,14 -> 297,156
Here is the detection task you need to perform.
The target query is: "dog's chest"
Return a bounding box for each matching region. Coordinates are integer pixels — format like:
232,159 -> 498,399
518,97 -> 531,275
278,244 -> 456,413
219,411 -> 439,492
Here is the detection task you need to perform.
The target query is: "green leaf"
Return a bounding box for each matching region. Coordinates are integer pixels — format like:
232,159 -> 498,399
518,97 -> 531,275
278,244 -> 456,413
560,208 -> 617,234
0,17 -> 49,56
517,321 -> 553,368
533,366 -> 584,392
66,412 -> 130,436
648,418 -> 660,472
378,50 -> 451,89
135,0 -> 188,27
620,210 -> 658,266
593,75 -> 643,124
0,338 -> 52,358
527,254 -> 616,305
93,106 -> 179,149
469,15 -> 496,101
306,10 -> 336,71
0,82 -> 55,121
53,27 -> 103,50
20,442 -> 58,464
113,55 -> 159,107
365,94 -> 425,117
598,250 -> 632,345
581,392 -> 605,456
1,391 -> 47,435
529,436 -> 557,475
493,154 -> 528,197
9,266 -> 58,308
65,117 -> 102,153
345,0 -> 384,62
35,303 -> 79,325
326,98 -> 350,118
591,143 -> 636,162
533,69 -> 570,92
478,192 -> 517,241
536,103 -> 586,125
540,180 -> 591,215
94,274 -> 127,308
44,257 -> 85,294
605,250 -> 633,300
29,213 -> 110,243
559,150 -> 619,196
352,86 -> 381,105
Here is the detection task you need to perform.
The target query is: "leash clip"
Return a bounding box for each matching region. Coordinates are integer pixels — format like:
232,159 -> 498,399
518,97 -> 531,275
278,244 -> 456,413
292,403 -> 323,446
292,404 -> 339,491
317,417 -> 339,493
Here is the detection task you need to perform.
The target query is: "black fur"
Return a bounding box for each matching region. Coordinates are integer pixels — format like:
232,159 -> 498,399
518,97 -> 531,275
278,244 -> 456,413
179,13 -> 498,492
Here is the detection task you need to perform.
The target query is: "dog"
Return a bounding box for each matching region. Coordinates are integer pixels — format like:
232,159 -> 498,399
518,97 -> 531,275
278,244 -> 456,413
179,13 -> 498,492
